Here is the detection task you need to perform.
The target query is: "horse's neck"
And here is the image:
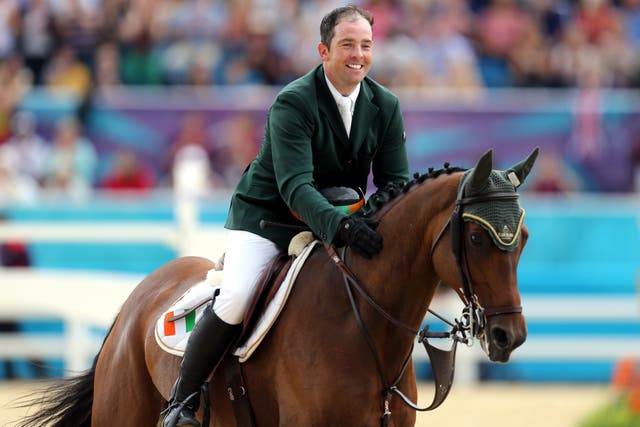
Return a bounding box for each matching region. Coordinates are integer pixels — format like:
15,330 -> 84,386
352,174 -> 460,331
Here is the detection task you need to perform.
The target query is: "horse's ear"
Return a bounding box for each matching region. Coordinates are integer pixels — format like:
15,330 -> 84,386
507,147 -> 540,188
466,149 -> 493,194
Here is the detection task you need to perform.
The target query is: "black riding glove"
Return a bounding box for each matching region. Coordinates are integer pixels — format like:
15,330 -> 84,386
335,217 -> 383,259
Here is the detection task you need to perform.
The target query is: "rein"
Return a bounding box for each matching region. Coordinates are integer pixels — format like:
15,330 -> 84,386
325,245 -> 470,426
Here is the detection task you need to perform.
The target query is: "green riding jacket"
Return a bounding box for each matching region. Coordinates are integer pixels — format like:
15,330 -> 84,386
225,65 -> 409,250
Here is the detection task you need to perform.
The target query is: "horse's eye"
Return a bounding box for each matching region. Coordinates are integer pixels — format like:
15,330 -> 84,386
470,232 -> 482,246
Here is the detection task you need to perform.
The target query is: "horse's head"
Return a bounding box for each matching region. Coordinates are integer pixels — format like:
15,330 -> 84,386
433,148 -> 538,363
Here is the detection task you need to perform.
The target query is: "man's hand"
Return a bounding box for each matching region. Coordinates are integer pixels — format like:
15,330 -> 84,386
335,217 -> 382,259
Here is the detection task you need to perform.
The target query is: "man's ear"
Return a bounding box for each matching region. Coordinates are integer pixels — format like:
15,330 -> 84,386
317,42 -> 329,61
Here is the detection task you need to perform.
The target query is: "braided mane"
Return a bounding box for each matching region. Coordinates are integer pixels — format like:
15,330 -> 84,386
365,163 -> 466,216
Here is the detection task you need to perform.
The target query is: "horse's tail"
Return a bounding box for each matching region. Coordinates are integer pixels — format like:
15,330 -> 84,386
14,317 -> 117,427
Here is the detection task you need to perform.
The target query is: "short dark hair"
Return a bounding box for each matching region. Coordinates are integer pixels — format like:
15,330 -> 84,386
320,5 -> 374,48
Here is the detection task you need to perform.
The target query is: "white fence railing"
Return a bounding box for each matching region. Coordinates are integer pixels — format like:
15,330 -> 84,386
0,268 -> 139,373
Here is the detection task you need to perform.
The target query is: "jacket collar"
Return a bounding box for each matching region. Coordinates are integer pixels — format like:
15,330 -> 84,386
315,65 -> 379,153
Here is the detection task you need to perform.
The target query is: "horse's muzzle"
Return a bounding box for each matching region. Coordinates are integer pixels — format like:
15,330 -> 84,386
484,314 -> 527,363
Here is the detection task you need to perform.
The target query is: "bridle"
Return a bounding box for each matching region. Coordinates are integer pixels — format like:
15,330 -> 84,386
431,182 -> 524,346
327,180 -> 524,426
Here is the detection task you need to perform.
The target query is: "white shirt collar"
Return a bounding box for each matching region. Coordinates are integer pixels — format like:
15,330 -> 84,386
324,72 -> 360,114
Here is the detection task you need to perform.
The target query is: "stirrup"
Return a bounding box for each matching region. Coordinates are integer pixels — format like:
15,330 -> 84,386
160,391 -> 200,427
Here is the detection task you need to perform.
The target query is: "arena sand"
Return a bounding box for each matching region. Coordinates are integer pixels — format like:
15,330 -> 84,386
0,381 -> 610,427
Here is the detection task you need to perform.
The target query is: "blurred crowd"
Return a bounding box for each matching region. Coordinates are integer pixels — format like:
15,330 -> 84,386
1,0 -> 640,201
0,0 -> 639,93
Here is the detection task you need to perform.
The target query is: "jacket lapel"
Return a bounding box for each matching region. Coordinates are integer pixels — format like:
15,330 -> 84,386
315,67 -> 349,145
349,81 -> 379,157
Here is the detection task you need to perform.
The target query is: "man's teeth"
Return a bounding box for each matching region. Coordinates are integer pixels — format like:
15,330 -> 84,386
347,64 -> 362,69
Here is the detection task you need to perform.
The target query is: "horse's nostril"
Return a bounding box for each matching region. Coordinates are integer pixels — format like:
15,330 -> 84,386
491,327 -> 510,349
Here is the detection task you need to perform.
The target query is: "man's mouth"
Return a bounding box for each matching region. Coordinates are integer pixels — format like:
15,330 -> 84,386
346,64 -> 363,70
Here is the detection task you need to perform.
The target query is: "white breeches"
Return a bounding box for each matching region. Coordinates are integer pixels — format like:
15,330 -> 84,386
212,230 -> 280,325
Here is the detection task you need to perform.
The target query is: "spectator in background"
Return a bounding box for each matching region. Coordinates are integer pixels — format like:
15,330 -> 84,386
3,111 -> 49,184
414,0 -> 482,94
509,16 -> 563,87
287,0 -> 346,77
362,0 -> 401,42
244,29 -> 296,85
597,18 -> 636,87
117,0 -> 164,85
54,0 -> 104,72
42,43 -> 91,98
549,21 -> 601,87
210,113 -> 260,188
526,0 -> 570,43
0,144 -> 40,204
15,0 -> 59,86
0,0 -> 20,60
575,0 -> 620,45
165,111 -> 216,186
472,0 -> 531,87
43,116 -> 97,199
212,1 -> 294,85
373,32 -> 423,88
185,58 -> 214,86
0,54 -> 32,143
93,41 -> 122,88
101,148 -> 155,192
156,0 -> 224,85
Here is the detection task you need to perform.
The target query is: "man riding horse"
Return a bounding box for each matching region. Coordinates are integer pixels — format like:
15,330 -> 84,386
161,5 -> 410,426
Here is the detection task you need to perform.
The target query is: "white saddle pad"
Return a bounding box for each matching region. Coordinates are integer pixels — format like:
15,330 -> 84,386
154,240 -> 318,362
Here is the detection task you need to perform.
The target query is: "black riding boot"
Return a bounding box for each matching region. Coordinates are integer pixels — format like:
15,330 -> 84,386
160,308 -> 241,427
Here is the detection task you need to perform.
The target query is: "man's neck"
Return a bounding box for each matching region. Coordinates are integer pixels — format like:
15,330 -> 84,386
324,74 -> 360,102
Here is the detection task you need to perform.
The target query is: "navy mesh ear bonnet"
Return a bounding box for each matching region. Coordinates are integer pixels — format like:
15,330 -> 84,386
458,169 -> 524,251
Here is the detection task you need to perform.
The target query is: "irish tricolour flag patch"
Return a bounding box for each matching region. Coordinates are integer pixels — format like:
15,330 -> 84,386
163,309 -> 196,337
155,280 -> 217,356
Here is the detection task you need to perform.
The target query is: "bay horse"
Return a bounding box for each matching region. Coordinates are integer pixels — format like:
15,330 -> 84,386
17,148 -> 537,427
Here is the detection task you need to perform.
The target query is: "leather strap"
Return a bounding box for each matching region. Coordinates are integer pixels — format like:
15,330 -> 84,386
201,382 -> 211,427
390,331 -> 458,412
223,356 -> 256,427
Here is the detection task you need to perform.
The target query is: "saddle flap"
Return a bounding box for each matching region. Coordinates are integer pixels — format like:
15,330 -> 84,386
239,253 -> 293,344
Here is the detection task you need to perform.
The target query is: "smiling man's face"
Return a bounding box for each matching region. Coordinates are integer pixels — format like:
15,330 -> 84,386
318,15 -> 373,96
